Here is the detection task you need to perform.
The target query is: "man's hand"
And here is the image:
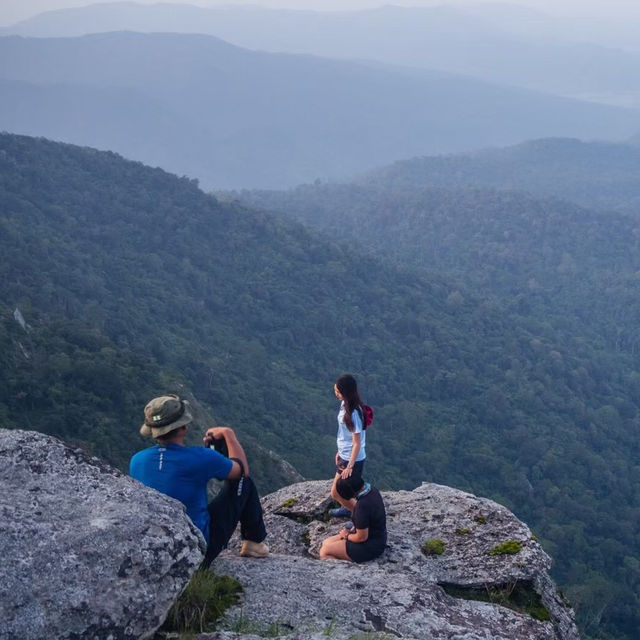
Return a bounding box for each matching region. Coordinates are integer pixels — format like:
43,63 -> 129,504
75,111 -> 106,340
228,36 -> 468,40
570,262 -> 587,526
203,427 -> 250,478
203,426 -> 231,446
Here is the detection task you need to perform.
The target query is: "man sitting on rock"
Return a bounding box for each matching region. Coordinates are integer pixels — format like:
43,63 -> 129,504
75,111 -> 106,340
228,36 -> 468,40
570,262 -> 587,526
320,477 -> 387,563
130,394 -> 269,565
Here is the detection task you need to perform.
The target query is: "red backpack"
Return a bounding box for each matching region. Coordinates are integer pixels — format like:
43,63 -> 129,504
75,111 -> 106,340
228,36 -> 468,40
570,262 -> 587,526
358,404 -> 374,430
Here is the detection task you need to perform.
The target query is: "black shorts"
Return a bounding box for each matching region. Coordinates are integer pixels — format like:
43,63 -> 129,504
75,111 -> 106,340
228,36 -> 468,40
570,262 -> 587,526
346,538 -> 386,563
335,457 -> 364,492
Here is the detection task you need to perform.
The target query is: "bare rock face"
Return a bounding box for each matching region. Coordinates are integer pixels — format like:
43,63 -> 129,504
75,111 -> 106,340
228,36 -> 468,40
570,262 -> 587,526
0,429 -> 205,640
209,480 -> 580,640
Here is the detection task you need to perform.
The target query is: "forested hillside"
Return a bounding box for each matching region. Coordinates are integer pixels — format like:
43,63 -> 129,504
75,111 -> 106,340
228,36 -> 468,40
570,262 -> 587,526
361,137 -> 640,214
2,134 -> 639,639
231,180 -> 640,640
0,132 -> 487,479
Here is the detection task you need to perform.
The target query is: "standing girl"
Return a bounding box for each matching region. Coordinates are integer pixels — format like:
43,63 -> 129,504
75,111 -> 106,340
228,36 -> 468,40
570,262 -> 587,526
329,373 -> 366,517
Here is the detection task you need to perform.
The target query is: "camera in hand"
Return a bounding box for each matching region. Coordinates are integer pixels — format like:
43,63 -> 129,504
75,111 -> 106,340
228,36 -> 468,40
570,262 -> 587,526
212,436 -> 228,457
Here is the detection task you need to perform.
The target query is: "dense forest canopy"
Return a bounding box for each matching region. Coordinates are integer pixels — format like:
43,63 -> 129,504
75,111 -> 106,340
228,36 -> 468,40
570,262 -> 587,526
2,134 -> 639,640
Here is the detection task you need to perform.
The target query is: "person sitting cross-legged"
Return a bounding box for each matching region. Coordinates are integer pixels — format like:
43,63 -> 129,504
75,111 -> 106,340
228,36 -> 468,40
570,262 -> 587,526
319,477 -> 387,563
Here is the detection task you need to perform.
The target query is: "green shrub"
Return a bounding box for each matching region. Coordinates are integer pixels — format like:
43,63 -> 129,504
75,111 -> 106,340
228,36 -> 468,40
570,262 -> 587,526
162,569 -> 242,634
455,528 -> 470,535
489,540 -> 523,556
422,539 -> 446,555
280,497 -> 299,508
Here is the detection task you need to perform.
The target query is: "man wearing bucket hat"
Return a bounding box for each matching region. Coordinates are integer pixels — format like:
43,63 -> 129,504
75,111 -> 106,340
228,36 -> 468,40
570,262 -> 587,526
130,393 -> 268,565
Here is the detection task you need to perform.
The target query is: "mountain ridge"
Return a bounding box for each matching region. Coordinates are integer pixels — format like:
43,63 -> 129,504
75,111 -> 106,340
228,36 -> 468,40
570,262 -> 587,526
1,31 -> 639,189
4,1 -> 640,106
358,137 -> 640,214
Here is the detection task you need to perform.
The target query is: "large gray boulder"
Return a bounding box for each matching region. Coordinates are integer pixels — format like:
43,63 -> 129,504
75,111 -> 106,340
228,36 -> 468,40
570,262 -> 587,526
207,480 -> 580,640
0,429 -> 205,640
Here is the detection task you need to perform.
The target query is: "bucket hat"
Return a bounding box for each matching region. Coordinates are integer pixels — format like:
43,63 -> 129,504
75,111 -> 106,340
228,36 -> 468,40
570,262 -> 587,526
140,394 -> 193,438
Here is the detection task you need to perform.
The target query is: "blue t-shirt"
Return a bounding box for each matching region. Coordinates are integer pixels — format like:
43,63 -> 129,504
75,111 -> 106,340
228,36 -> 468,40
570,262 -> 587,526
336,402 -> 366,462
129,444 -> 232,540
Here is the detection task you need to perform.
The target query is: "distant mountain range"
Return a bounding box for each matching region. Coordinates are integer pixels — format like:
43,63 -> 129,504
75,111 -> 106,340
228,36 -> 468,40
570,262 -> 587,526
1,31 -> 639,190
3,2 -> 640,107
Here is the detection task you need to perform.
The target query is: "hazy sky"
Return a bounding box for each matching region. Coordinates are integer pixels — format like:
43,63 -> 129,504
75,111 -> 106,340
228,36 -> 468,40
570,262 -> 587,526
3,0 -> 640,26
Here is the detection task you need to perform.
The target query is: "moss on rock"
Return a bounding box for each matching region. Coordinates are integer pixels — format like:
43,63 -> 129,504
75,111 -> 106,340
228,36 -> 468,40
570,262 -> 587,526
422,538 -> 446,556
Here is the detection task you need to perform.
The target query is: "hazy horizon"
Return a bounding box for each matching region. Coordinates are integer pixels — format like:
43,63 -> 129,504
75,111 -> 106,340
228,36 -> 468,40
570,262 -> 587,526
3,0 -> 640,27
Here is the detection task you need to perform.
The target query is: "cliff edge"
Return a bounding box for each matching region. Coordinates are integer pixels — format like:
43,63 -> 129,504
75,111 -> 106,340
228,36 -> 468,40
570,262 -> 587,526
207,480 -> 580,640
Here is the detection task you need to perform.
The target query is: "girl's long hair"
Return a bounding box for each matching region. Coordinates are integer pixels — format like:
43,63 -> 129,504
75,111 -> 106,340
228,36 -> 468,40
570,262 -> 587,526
336,373 -> 362,432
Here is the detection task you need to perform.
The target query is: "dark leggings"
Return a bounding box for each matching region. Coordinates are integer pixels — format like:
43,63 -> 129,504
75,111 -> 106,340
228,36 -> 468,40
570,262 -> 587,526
202,476 -> 267,567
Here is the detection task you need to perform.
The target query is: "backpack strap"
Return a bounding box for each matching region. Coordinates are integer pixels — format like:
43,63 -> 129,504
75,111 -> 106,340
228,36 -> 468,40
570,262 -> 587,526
229,457 -> 245,496
356,405 -> 365,430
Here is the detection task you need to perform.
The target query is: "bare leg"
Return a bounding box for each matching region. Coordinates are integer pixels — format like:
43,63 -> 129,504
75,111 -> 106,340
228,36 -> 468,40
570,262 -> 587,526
319,533 -> 352,561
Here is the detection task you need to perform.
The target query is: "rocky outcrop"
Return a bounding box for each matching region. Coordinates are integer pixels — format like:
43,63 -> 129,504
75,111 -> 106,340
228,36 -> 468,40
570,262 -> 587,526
0,428 -> 579,640
0,429 -> 204,640
206,481 -> 580,640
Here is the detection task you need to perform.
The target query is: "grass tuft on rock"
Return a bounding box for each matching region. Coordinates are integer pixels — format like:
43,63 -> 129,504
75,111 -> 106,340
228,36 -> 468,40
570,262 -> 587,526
161,569 -> 242,634
230,613 -> 294,637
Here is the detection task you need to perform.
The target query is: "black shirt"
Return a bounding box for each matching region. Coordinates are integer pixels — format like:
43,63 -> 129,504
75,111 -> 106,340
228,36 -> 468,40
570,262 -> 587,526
353,487 -> 387,545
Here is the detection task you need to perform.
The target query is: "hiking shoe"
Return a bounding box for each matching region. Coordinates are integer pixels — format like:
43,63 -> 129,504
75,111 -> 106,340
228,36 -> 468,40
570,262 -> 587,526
329,507 -> 352,518
240,540 -> 269,558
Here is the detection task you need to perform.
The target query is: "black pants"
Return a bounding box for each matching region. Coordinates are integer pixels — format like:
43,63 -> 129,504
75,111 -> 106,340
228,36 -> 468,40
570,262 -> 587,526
202,476 -> 267,567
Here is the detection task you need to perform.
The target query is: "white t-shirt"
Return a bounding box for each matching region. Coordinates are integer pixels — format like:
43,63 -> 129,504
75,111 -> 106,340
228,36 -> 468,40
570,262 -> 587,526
336,402 -> 366,462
